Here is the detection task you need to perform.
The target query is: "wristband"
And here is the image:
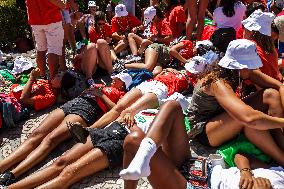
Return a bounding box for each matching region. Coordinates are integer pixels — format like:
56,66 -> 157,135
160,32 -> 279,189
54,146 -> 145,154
240,168 -> 253,174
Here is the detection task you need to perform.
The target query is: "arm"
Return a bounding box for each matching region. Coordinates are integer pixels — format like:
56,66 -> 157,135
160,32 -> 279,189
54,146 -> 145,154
212,80 -> 284,130
169,42 -> 187,64
112,32 -> 124,41
49,0 -> 66,9
248,69 -> 284,108
78,16 -> 87,40
234,153 -> 254,189
20,69 -> 41,107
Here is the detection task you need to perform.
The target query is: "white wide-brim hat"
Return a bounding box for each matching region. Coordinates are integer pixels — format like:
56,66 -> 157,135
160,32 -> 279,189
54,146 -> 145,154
144,6 -> 156,26
242,9 -> 275,36
218,39 -> 262,70
111,72 -> 132,89
115,4 -> 128,17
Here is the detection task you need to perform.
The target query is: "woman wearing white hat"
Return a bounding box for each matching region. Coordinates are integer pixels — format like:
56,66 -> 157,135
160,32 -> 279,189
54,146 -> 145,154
242,9 -> 283,81
119,39 -> 284,189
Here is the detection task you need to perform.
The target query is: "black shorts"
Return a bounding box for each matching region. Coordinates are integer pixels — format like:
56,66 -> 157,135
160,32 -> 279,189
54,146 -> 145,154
60,96 -> 103,125
89,121 -> 129,168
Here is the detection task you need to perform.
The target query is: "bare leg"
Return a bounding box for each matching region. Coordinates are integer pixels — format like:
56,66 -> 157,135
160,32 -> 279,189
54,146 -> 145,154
65,23 -> 76,52
59,44 -> 67,72
8,138 -> 94,189
0,109 -> 65,174
125,47 -> 158,71
80,43 -> 98,79
120,101 -> 190,180
96,39 -> 113,74
138,39 -> 153,55
123,101 -> 189,188
47,53 -> 60,80
205,90 -> 284,166
186,0 -> 198,40
196,0 -> 209,41
10,114 -> 87,178
36,50 -> 47,78
128,33 -> 143,56
114,39 -> 128,54
36,148 -> 109,189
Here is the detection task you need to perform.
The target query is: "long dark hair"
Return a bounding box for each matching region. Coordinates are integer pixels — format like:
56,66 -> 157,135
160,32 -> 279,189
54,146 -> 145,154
220,0 -> 237,17
198,62 -> 239,91
154,5 -> 165,19
165,0 -> 180,14
250,31 -> 275,53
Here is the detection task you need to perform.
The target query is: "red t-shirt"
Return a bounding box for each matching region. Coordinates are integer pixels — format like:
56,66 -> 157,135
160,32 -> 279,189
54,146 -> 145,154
154,71 -> 188,96
10,80 -> 57,111
236,26 -> 244,39
179,40 -> 194,60
256,45 -> 282,81
86,84 -> 125,113
89,24 -> 112,43
111,14 -> 141,33
167,6 -> 186,39
150,19 -> 172,44
277,10 -> 284,17
26,0 -> 62,25
201,25 -> 216,41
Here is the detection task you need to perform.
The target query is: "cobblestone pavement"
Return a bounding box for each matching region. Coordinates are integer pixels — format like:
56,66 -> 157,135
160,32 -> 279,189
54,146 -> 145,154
0,107 -> 215,189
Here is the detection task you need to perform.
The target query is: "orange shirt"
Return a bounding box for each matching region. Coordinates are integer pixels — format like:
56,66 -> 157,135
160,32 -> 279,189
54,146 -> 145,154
10,80 -> 57,111
111,14 -> 141,33
26,0 -> 62,25
89,24 -> 112,43
167,6 -> 186,38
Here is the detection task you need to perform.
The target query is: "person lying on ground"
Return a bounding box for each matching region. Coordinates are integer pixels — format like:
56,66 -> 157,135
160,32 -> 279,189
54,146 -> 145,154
0,72 -> 130,186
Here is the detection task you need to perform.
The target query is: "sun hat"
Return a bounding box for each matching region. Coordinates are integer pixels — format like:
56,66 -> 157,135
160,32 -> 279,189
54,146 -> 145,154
12,56 -> 34,74
144,6 -> 156,26
111,72 -> 132,89
274,15 -> 284,42
185,51 -> 219,74
88,1 -> 97,8
218,39 -> 262,70
242,9 -> 275,36
115,4 -> 128,17
195,40 -> 213,49
106,3 -> 113,12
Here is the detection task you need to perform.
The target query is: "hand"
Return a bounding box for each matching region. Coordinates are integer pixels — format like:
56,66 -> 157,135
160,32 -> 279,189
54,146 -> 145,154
30,68 -> 41,80
252,177 -> 272,189
239,171 -> 254,189
131,27 -> 138,33
123,112 -> 136,128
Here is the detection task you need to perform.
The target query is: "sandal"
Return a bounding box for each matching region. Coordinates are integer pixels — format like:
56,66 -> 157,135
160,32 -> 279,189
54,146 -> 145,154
66,122 -> 89,143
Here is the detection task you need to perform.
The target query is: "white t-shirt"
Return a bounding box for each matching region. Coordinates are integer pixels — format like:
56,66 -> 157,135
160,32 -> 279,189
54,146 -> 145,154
211,165 -> 284,189
213,2 -> 246,30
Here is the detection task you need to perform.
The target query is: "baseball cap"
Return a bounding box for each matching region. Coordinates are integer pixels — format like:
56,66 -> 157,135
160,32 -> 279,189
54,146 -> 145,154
274,15 -> 284,42
115,4 -> 128,17
144,6 -> 156,26
218,39 -> 262,70
111,72 -> 132,89
242,9 -> 275,36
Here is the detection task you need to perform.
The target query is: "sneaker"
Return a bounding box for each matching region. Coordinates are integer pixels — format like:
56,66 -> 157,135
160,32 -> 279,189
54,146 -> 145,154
0,171 -> 15,186
66,122 -> 89,143
124,55 -> 142,64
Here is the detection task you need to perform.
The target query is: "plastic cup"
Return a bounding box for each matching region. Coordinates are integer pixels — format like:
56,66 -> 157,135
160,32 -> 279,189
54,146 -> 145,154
209,154 -> 226,168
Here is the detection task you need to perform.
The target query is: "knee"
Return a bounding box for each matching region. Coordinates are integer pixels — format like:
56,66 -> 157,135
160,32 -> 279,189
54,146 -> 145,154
96,39 -> 108,48
41,134 -> 57,148
58,165 -> 75,181
263,89 -> 281,104
123,131 -> 144,153
128,32 -> 135,39
53,156 -> 70,171
141,39 -> 150,45
161,100 -> 182,112
29,129 -> 48,147
86,43 -> 97,52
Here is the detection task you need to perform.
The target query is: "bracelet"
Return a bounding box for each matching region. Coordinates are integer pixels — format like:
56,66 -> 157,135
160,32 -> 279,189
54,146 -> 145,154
240,168 -> 253,174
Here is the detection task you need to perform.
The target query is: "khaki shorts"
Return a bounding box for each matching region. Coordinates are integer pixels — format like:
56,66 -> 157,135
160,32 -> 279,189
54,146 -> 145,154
31,21 -> 64,55
148,43 -> 170,67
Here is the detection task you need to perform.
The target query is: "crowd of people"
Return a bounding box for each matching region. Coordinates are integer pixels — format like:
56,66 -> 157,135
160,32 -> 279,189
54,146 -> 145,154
0,0 -> 284,188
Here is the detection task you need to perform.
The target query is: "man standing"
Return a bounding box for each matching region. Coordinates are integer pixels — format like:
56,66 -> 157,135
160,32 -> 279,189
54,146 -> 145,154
26,0 -> 65,79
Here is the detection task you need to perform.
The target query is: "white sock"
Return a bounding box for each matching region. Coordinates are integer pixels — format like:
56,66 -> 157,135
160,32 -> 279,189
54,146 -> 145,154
119,138 -> 157,180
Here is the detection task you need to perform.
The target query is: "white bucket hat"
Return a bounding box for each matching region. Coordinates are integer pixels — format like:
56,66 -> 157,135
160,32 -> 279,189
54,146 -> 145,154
185,50 -> 219,74
115,4 -> 128,17
111,72 -> 132,89
242,9 -> 275,36
218,39 -> 262,70
274,15 -> 284,42
88,1 -> 97,8
12,56 -> 34,74
144,6 -> 156,26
